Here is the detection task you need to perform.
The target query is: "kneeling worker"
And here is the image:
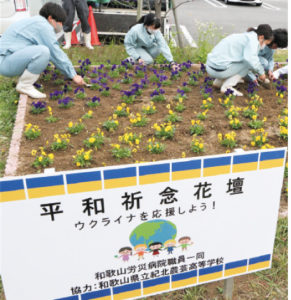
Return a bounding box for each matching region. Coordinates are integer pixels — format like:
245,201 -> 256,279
206,24 -> 273,96
0,2 -> 85,99
124,13 -> 176,67
247,28 -> 288,84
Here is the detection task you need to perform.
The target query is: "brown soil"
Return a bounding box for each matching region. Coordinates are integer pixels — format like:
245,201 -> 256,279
17,68 -> 288,177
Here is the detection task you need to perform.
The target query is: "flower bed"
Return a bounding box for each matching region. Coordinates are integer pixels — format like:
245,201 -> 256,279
16,60 -> 288,175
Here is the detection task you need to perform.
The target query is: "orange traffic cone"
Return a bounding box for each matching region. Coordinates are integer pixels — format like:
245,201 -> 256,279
71,20 -> 81,45
88,5 -> 101,46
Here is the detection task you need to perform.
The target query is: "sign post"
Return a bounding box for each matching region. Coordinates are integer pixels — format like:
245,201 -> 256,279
0,148 -> 286,300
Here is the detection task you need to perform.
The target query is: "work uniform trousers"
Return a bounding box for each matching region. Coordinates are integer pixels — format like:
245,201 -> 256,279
131,46 -> 161,65
62,0 -> 91,34
206,62 -> 250,80
0,45 -> 50,77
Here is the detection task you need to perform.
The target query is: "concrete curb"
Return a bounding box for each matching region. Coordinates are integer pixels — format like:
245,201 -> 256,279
4,94 -> 27,177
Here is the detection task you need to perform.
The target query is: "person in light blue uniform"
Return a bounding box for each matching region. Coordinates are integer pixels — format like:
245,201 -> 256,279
206,24 -> 273,96
0,2 -> 85,99
124,13 -> 175,67
247,28 -> 288,84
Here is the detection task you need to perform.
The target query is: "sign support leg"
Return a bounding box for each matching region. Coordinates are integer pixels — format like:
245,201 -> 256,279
223,276 -> 234,299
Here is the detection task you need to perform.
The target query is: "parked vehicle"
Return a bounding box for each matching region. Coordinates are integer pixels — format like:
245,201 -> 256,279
0,0 -> 30,34
223,0 -> 263,6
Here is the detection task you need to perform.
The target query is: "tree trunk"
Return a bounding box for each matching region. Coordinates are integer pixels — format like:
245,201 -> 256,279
154,0 -> 162,19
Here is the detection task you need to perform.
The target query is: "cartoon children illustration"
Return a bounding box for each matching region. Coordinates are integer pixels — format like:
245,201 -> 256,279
178,236 -> 193,251
134,244 -> 148,260
164,239 -> 177,255
148,242 -> 163,257
117,247 -> 132,262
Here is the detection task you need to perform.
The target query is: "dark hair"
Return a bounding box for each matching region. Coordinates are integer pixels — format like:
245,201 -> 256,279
119,247 -> 132,253
149,242 -> 162,247
247,24 -> 273,40
39,2 -> 67,23
137,13 -> 161,29
271,29 -> 288,48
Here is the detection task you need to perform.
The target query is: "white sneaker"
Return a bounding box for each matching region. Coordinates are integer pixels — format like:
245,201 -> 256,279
84,33 -> 94,50
213,79 -> 223,88
16,70 -> 46,99
220,75 -> 244,97
63,32 -> 72,50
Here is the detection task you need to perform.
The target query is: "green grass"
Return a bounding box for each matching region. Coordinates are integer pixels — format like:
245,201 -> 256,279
0,76 -> 18,177
273,49 -> 288,63
66,45 -> 288,66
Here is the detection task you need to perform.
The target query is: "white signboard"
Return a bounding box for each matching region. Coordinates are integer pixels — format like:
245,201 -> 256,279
0,148 -> 286,300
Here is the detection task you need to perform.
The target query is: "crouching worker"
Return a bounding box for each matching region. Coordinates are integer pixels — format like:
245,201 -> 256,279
124,13 -> 176,68
0,2 -> 85,99
247,28 -> 288,84
206,24 -> 273,96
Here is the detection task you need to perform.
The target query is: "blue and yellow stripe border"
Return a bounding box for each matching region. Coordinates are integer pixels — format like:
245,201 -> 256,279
0,179 -> 26,202
259,150 -> 285,169
66,171 -> 102,194
104,167 -> 137,189
172,270 -> 197,288
224,259 -> 248,276
139,163 -> 170,185
0,148 -> 286,201
233,153 -> 258,172
26,175 -> 65,199
143,276 -> 170,295
113,282 -> 141,299
199,265 -> 223,282
81,288 -> 111,300
248,254 -> 271,271
172,160 -> 201,181
203,156 -> 231,177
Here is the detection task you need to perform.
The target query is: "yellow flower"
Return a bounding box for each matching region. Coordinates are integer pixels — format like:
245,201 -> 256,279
38,156 -> 43,162
48,153 -> 54,160
88,110 -> 93,116
217,133 -> 222,141
181,152 -> 186,158
251,141 -> 255,146
89,137 -> 96,144
68,121 -> 73,128
250,129 -> 255,135
31,149 -> 37,156
76,162 -> 81,167
135,139 -> 140,145
84,154 -> 90,160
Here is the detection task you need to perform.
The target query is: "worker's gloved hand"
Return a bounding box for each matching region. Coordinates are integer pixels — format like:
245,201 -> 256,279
170,62 -> 178,71
258,73 -> 266,82
138,58 -> 145,65
73,75 -> 86,85
253,79 -> 259,86
268,70 -> 275,80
